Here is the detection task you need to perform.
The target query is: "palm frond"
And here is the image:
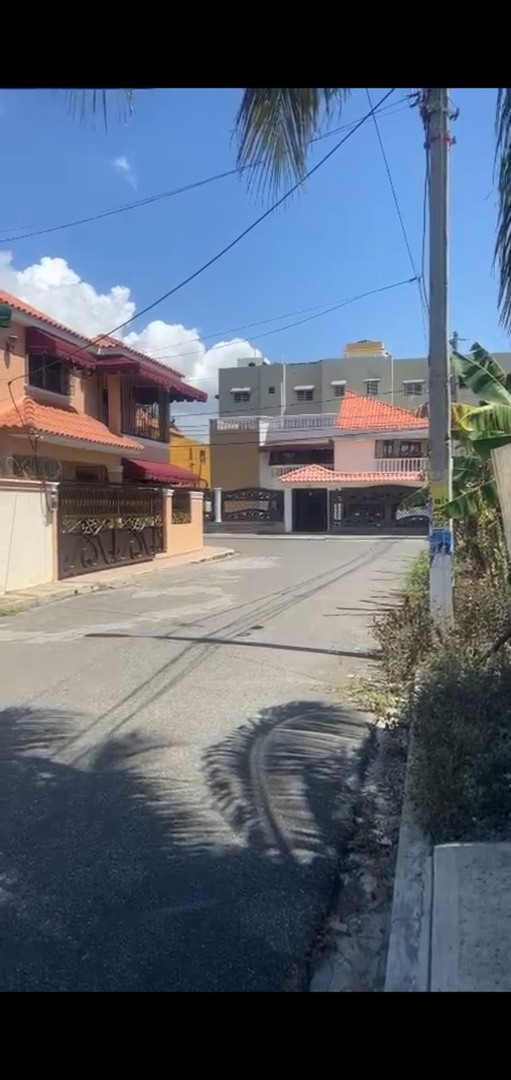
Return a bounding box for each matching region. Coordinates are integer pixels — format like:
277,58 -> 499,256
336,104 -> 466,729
451,344 -> 511,407
62,89 -> 134,128
234,88 -> 351,199
495,89 -> 511,331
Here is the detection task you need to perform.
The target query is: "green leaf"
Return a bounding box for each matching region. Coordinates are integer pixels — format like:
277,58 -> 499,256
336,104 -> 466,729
451,346 -> 511,406
62,89 -> 134,128
495,89 -> 511,332
234,88 -> 351,198
443,479 -> 498,518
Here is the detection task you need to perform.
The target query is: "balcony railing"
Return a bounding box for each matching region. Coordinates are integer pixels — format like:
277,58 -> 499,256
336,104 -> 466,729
214,416 -> 263,432
267,413 -> 337,432
270,463 -> 335,478
376,457 -> 428,474
123,408 -> 168,443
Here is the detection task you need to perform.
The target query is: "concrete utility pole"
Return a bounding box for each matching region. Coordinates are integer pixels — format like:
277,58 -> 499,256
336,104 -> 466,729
423,89 -> 455,623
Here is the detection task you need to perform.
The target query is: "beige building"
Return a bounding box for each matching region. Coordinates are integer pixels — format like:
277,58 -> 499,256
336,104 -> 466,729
217,339 -> 511,418
210,389 -> 429,533
0,289 -> 207,592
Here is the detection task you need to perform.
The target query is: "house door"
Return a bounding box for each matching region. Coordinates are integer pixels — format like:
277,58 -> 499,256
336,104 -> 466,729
292,488 -> 328,532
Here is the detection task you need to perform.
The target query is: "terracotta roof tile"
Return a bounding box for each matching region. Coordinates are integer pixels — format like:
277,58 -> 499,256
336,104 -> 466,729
336,389 -> 428,431
0,394 -> 142,452
0,289 -> 92,346
0,288 -> 204,397
280,464 -> 423,484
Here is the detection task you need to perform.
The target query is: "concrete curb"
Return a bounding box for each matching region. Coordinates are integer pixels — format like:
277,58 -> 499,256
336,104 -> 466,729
0,547 -> 235,618
384,728 -> 433,992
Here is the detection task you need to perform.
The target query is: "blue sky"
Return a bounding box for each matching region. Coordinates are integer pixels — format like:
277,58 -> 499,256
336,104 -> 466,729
0,87 -> 507,430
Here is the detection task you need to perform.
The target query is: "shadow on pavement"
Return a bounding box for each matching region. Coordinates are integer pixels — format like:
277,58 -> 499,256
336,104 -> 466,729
0,699 -> 370,992
84,631 -> 378,661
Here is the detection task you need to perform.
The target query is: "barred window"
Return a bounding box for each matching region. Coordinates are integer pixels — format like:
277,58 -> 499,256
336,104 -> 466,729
172,490 -> 191,524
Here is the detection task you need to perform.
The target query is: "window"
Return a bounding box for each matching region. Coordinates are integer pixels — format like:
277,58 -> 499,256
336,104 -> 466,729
269,448 -> 333,467
233,390 -> 250,403
268,386 -> 276,394
334,384 -> 346,398
28,353 -> 70,396
75,466 -> 107,483
376,440 -> 424,459
172,490 -> 191,524
403,380 -> 425,397
365,379 -> 379,397
296,388 -> 314,402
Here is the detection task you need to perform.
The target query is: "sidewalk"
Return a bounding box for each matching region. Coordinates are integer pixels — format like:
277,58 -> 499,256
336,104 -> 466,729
0,546 -> 234,617
385,734 -> 511,992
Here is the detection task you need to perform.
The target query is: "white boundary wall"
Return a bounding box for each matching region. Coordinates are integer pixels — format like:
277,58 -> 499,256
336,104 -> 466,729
0,480 -> 56,594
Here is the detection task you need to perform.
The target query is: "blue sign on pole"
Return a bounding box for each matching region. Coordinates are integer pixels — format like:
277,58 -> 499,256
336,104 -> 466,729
429,526 -> 453,557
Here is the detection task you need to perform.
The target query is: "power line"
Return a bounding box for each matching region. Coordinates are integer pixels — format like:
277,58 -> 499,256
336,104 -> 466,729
2,272 -> 416,403
159,382 -> 432,424
0,97 -> 408,245
365,88 -> 429,345
137,276 -> 417,365
80,88 -> 397,347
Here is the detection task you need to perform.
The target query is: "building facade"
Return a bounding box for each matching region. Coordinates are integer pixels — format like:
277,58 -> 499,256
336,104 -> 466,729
169,425 -> 211,488
0,289 -> 208,590
217,340 -> 511,417
211,389 -> 429,533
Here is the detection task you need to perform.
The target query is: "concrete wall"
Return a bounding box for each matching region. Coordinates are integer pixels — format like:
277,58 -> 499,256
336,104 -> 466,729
164,490 -> 204,556
0,479 -> 56,594
333,435 -> 429,472
218,351 -> 511,417
210,427 -> 261,489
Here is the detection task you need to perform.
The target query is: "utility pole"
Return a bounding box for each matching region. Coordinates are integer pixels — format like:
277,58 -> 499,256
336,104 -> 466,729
422,89 -> 455,623
449,331 -> 469,403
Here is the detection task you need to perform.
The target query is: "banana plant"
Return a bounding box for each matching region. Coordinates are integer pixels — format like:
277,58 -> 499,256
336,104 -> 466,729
405,344 -> 508,518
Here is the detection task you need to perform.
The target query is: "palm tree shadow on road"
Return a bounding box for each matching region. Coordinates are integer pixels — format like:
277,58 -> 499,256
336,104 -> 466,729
0,698 -> 370,992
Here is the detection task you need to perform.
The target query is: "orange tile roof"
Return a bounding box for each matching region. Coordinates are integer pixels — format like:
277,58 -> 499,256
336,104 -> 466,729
337,389 -> 428,432
96,333 -> 184,379
0,394 -> 142,452
0,289 -> 190,384
0,288 -> 93,346
279,464 -> 423,484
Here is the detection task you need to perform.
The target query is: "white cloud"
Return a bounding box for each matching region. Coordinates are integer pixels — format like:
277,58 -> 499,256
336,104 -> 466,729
0,251 -> 265,436
112,155 -> 137,190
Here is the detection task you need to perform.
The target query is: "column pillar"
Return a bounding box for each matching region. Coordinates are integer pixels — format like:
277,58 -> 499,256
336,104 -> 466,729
162,487 -> 174,553
284,487 -> 293,533
214,487 -> 222,524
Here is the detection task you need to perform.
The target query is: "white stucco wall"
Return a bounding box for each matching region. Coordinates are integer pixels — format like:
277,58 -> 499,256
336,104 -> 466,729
334,437 -> 378,471
0,483 -> 55,594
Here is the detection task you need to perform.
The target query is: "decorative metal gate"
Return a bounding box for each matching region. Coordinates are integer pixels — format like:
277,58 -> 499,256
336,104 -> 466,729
329,490 -> 344,530
58,482 -> 164,579
221,487 -> 284,523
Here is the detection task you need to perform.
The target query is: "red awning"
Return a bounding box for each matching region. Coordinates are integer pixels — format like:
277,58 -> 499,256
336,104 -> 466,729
123,458 -> 202,486
97,358 -> 206,402
25,327 -> 96,370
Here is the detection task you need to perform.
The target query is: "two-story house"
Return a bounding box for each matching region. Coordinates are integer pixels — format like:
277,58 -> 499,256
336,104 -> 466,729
0,288 -> 205,486
0,289 -> 207,588
211,389 -> 428,532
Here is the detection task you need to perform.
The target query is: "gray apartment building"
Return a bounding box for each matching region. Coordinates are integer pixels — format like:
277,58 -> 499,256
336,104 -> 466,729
217,339 -> 511,417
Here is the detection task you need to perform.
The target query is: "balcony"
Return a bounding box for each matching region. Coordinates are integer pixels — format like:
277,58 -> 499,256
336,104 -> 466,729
270,463 -> 335,479
375,457 -> 428,474
264,414 -> 337,444
214,416 -> 262,432
212,413 -> 338,446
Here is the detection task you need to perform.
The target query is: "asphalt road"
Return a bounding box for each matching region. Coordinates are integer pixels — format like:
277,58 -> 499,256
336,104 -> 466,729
0,535 -> 424,992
